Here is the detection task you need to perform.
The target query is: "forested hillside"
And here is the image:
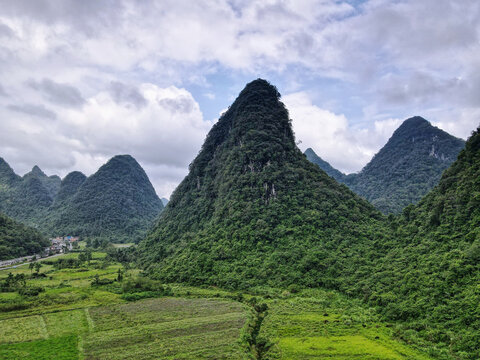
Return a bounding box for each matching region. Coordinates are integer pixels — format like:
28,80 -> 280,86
23,166 -> 61,199
335,127 -> 480,359
0,156 -> 163,244
0,212 -> 49,260
52,171 -> 87,205
0,160 -> 56,227
138,79 -> 385,287
306,117 -> 465,214
44,155 -> 164,243
139,80 -> 480,358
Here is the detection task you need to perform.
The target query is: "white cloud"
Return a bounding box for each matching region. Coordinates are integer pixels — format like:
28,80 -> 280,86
0,83 -> 212,198
0,0 -> 479,195
284,91 -> 401,173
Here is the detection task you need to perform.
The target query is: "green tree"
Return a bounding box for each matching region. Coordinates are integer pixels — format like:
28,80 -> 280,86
34,262 -> 42,274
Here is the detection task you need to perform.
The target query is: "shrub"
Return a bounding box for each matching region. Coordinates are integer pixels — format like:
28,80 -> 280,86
19,286 -> 44,296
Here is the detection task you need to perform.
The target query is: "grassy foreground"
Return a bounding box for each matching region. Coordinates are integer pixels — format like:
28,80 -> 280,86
259,289 -> 433,359
0,250 -> 435,359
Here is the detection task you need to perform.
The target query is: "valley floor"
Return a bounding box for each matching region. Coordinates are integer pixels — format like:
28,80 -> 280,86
0,250 -> 435,359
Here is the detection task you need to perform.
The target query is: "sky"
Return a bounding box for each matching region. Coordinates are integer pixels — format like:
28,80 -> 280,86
0,0 -> 479,198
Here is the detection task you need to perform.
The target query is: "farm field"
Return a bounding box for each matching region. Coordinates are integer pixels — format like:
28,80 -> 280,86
0,251 -> 123,318
0,250 -> 435,359
0,297 -> 250,359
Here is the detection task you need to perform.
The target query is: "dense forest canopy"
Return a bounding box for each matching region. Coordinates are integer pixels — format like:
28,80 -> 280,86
139,79 -> 383,287
0,212 -> 49,260
43,155 -> 164,243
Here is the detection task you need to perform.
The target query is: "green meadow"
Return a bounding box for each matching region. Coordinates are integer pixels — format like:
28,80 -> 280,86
259,289 -> 433,359
0,250 -> 435,359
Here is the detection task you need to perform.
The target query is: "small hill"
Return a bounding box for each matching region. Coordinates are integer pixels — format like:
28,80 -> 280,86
138,79 -> 384,288
46,155 -> 164,242
306,117 -> 465,213
0,212 -> 49,260
53,171 -> 87,204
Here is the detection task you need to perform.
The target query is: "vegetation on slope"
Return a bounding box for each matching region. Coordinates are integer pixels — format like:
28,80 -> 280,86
139,79 -> 383,288
0,155 -> 163,244
306,117 -> 465,214
0,212 -> 49,260
260,289 -> 433,360
332,127 -> 480,359
0,162 -> 54,227
52,171 -> 86,204
23,166 -> 61,199
0,248 -> 435,360
44,155 -> 163,243
139,80 -> 479,358
304,148 -> 345,182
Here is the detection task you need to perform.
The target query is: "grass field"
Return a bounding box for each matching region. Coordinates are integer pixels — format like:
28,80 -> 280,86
259,289 -> 433,359
0,250 -> 437,359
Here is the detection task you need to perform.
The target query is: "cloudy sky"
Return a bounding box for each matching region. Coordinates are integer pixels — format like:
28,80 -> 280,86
0,0 -> 478,198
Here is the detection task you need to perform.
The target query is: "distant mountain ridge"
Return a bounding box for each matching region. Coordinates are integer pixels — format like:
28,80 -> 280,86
304,148 -> 346,182
23,165 -> 61,199
44,155 -> 164,242
0,155 -> 163,242
53,171 -> 87,205
306,116 -> 465,213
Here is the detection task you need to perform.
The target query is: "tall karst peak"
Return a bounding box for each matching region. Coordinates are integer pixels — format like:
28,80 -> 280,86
62,171 -> 87,184
350,117 -> 463,213
387,116 -> 463,156
23,165 -> 61,199
400,115 -> 429,128
138,79 -> 381,287
192,78 -> 294,175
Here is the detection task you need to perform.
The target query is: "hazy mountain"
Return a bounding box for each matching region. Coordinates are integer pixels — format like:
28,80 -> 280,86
46,155 -> 164,242
0,157 -> 20,186
53,171 -> 87,205
161,197 -> 169,206
304,148 -> 345,182
306,116 -> 465,213
138,79 -> 382,287
0,155 -> 163,242
23,165 -> 61,199
0,161 -> 53,226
